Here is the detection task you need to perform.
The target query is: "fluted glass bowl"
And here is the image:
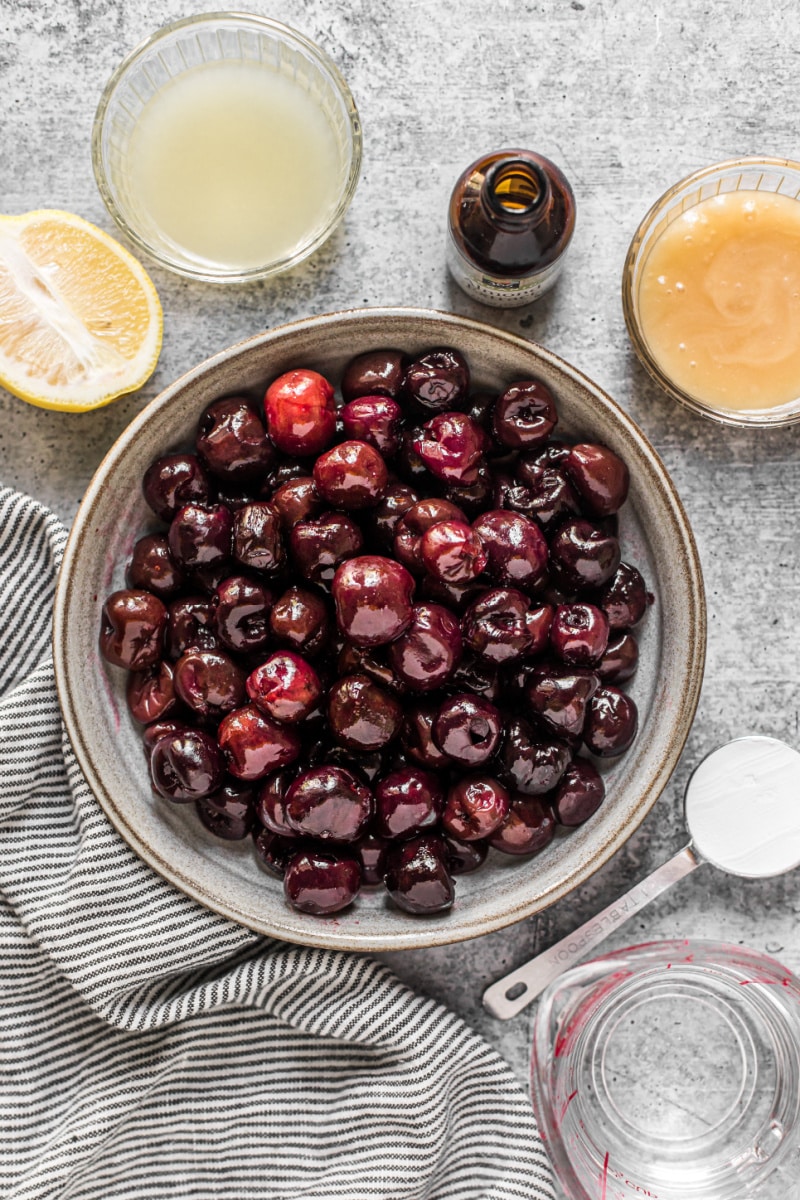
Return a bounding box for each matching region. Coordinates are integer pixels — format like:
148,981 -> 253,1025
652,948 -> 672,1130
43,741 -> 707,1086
92,13 -> 362,283
622,157 -> 800,428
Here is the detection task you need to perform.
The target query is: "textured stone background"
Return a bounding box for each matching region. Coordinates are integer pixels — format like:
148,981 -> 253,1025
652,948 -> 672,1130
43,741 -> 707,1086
3,0 -> 800,1148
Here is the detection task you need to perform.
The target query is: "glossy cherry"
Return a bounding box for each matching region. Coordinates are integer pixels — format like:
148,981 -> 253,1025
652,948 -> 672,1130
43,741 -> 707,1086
420,520 -> 486,584
126,534 -> 184,600
597,631 -> 639,683
328,673 -> 403,751
402,348 -> 470,412
173,648 -> 246,718
526,665 -> 600,740
150,729 -> 224,801
196,797 -> 253,841
284,850 -> 362,914
218,705 -> 301,780
583,686 -> 638,757
340,396 -> 403,457
166,596 -> 219,659
461,588 -> 537,664
126,660 -> 176,724
565,443 -> 630,516
442,774 -> 510,841
289,513 -> 363,588
551,759 -> 605,826
212,576 -> 272,653
513,460 -> 581,529
393,498 -> 467,573
99,589 -> 167,671
232,502 -> 284,573
374,766 -> 443,839
253,830 -> 300,877
598,563 -> 651,629
443,834 -> 488,875
412,412 -> 483,483
196,395 -> 275,483
472,510 -> 548,593
388,603 -> 462,691
489,795 -> 555,855
491,379 -> 557,449
313,440 -> 388,509
247,652 -> 321,724
433,693 -> 502,766
332,555 -> 415,647
496,717 -> 572,795
270,477 -> 323,531
269,586 -> 330,657
143,452 -> 213,522
168,503 -> 232,570
383,835 -> 455,913
264,368 -> 336,457
341,348 -> 405,401
285,766 -> 372,842
549,518 -> 621,591
255,770 -> 295,836
550,603 -> 610,666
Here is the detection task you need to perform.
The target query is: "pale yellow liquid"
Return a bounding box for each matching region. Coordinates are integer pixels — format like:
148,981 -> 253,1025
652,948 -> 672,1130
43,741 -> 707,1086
638,190 -> 800,412
127,61 -> 343,271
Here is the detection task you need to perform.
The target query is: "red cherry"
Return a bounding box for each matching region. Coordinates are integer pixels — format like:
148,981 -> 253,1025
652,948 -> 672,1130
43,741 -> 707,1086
264,368 -> 336,457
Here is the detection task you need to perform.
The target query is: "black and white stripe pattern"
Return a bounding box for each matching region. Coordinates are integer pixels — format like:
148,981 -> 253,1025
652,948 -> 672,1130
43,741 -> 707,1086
0,487 -> 554,1200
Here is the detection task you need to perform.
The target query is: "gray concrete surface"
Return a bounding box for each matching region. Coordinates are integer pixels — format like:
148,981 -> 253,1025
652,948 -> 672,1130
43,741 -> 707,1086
3,0 -> 800,1177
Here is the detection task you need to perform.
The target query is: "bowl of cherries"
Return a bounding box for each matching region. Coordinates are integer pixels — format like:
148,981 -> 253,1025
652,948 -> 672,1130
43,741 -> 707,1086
54,308 -> 705,951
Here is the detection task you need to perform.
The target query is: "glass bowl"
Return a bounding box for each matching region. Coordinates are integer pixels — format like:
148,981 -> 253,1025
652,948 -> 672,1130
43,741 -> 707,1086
92,13 -> 362,283
531,940 -> 800,1200
622,157 -> 800,428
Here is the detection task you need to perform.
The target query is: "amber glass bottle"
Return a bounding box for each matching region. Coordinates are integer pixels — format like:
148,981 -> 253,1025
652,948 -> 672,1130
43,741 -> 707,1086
447,149 -> 576,307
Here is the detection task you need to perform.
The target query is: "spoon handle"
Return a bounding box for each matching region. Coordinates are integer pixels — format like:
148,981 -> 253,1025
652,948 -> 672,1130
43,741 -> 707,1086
482,844 -> 701,1020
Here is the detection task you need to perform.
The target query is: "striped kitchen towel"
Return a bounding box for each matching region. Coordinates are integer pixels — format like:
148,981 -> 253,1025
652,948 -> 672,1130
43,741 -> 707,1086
0,486 -> 554,1200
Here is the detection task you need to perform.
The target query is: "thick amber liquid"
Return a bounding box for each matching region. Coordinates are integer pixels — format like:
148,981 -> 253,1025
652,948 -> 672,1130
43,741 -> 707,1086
638,190 -> 800,412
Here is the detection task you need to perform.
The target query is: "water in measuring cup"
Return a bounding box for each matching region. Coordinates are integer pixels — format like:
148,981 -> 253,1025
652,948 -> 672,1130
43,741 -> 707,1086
532,941 -> 800,1200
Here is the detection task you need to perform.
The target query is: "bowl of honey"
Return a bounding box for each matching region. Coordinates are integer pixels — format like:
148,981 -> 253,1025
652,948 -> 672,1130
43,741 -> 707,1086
92,13 -> 362,283
623,157 -> 800,427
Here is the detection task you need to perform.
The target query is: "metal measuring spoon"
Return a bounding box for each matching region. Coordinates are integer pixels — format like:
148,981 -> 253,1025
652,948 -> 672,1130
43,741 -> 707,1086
483,735 -> 800,1020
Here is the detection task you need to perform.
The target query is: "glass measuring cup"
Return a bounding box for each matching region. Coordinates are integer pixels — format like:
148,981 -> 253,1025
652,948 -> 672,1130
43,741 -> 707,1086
531,940 -> 800,1200
484,735 -> 800,1019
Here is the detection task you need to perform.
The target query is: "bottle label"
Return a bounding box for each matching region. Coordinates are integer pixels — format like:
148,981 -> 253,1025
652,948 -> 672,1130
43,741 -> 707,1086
446,237 -> 566,308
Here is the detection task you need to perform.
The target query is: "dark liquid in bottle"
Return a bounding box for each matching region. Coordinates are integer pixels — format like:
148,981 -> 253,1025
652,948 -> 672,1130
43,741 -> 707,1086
447,149 -> 576,307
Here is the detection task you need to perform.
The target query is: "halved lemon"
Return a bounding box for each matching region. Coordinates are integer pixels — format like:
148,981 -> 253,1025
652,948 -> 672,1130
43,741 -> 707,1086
0,209 -> 162,412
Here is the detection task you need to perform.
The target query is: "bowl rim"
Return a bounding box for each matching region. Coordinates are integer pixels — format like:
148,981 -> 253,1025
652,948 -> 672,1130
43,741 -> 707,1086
622,155 -> 800,429
91,11 -> 363,283
53,306 -> 706,951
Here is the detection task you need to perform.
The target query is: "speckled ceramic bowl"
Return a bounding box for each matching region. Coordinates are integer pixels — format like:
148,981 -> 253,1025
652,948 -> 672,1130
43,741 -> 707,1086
53,308 -> 706,951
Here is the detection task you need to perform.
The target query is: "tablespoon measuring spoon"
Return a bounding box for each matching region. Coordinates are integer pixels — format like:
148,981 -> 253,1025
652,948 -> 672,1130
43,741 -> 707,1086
483,735 -> 800,1019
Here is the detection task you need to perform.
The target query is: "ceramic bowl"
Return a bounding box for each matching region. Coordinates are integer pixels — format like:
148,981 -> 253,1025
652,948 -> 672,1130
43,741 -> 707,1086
53,308 -> 706,951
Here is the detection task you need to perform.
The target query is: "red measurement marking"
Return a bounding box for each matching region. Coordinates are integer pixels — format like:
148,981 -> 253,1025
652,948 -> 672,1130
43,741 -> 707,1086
558,1089 -> 578,1123
600,1151 -> 609,1200
740,977 -> 791,986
